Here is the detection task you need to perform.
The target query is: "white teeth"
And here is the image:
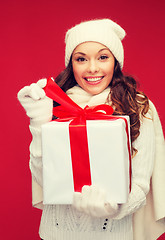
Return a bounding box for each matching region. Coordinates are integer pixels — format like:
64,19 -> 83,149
85,77 -> 103,82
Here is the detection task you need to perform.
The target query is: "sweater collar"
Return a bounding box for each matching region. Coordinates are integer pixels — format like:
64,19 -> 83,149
66,85 -> 111,108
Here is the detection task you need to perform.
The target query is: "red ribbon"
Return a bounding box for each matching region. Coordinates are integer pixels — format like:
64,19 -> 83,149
44,77 -> 132,192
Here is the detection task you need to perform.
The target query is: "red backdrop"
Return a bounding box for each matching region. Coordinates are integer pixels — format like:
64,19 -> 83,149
1,0 -> 165,239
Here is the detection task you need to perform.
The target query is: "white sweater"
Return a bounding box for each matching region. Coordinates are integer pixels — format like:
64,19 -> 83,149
29,85 -> 155,240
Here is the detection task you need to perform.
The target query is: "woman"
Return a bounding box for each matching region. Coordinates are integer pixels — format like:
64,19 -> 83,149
18,19 -> 165,240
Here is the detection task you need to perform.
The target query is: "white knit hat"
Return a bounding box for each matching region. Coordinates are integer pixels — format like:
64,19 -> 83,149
65,19 -> 126,69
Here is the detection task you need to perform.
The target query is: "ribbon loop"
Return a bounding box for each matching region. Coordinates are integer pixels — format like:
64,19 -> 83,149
44,77 -> 114,120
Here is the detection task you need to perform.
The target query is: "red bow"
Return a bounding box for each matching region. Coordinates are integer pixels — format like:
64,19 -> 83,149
44,77 -> 131,192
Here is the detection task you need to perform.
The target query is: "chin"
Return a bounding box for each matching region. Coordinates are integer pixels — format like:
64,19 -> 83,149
86,88 -> 105,95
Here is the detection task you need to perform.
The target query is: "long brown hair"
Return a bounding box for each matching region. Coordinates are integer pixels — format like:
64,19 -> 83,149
110,60 -> 149,153
54,58 -> 149,153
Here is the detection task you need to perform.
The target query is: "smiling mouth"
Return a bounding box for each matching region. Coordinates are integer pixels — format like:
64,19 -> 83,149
84,76 -> 104,82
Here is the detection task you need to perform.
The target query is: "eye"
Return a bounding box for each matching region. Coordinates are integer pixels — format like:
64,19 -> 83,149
99,55 -> 109,60
76,57 -> 86,62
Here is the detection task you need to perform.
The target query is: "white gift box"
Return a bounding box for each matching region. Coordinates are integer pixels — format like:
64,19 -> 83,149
41,117 -> 131,205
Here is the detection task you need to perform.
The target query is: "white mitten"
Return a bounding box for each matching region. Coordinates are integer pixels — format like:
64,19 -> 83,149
73,185 -> 119,218
17,78 -> 53,126
17,78 -> 53,186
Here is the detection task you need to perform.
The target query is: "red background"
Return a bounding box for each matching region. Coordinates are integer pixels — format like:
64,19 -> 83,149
1,0 -> 165,239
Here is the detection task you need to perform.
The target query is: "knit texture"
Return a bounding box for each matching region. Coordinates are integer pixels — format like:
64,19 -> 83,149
39,205 -> 133,240
65,19 -> 126,68
37,85 -> 155,240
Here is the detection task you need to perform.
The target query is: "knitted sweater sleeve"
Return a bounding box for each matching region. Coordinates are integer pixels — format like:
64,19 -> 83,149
114,110 -> 155,219
29,125 -> 43,187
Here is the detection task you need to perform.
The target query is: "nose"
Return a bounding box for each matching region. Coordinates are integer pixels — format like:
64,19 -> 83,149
87,60 -> 99,74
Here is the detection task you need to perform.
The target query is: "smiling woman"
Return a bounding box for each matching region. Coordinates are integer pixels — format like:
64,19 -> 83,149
72,42 -> 115,95
17,18 -> 165,240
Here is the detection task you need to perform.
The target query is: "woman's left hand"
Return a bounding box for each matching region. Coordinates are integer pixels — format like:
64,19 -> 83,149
73,185 -> 119,218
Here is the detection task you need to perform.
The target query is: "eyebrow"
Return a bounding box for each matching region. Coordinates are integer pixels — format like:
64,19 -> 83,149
73,52 -> 86,56
73,48 -> 109,56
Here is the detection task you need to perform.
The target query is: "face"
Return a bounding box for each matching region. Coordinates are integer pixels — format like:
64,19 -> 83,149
72,42 -> 115,95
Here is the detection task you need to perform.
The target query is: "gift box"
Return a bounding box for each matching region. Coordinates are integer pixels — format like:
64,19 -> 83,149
42,117 -> 131,205
41,77 -> 131,205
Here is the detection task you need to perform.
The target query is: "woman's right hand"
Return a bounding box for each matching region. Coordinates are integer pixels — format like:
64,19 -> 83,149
17,78 -> 53,126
